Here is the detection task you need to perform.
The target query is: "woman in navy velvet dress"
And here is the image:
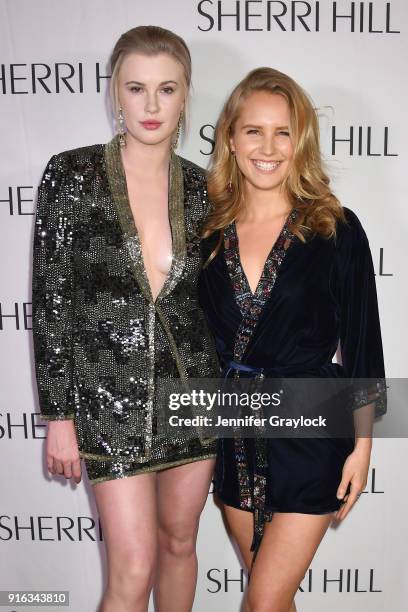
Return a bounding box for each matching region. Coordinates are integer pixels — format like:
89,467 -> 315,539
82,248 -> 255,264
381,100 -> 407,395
199,67 -> 386,612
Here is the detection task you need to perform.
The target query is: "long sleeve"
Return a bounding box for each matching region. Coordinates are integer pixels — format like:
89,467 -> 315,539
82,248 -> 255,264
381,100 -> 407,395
336,208 -> 387,418
32,154 -> 76,421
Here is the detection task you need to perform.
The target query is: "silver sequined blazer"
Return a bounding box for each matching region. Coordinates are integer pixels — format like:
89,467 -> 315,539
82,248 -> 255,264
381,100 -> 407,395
32,134 -> 220,464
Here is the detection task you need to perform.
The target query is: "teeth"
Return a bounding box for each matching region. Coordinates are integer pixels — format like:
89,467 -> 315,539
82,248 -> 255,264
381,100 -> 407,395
252,160 -> 281,171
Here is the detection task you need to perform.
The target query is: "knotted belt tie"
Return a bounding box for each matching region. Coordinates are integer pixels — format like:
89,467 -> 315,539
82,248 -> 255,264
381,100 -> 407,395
222,360 -> 279,557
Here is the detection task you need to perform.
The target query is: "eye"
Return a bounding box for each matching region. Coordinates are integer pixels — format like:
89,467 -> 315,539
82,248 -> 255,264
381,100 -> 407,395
279,130 -> 290,136
129,86 -> 142,93
161,87 -> 175,94
246,129 -> 260,135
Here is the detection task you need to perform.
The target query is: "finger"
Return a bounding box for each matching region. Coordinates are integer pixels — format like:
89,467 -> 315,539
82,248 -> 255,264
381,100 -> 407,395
335,487 -> 362,521
335,498 -> 351,520
333,505 -> 344,521
72,458 -> 82,484
47,456 -> 55,475
345,489 -> 362,513
334,489 -> 350,520
337,495 -> 356,520
334,497 -> 351,521
63,460 -> 73,480
333,492 -> 350,520
55,460 -> 64,475
336,480 -> 350,501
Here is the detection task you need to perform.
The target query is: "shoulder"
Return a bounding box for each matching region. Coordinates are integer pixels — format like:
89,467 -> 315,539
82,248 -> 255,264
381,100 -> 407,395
43,142 -> 104,174
340,206 -> 366,231
40,142 -> 105,189
177,155 -> 208,190
49,142 -> 104,169
335,206 -> 369,247
334,206 -> 371,268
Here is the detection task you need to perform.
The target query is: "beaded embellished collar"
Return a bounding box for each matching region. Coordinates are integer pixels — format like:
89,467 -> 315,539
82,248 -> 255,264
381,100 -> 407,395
224,208 -> 298,362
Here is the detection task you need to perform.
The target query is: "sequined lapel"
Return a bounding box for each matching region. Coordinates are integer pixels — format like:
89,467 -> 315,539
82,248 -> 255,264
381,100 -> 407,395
104,134 -> 185,304
224,208 -> 298,362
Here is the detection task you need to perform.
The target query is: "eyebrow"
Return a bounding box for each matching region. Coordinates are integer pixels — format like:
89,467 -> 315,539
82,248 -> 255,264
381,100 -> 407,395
241,124 -> 290,130
124,80 -> 179,86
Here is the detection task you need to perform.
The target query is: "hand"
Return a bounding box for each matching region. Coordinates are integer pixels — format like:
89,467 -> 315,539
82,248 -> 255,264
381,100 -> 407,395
46,420 -> 82,484
333,443 -> 371,521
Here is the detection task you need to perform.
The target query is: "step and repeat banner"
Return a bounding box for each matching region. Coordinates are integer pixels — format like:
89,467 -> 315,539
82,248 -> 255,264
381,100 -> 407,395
1,1 -> 407,610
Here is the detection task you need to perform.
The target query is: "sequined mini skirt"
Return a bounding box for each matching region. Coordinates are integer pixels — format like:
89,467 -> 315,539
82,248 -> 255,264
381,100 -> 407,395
83,437 -> 217,485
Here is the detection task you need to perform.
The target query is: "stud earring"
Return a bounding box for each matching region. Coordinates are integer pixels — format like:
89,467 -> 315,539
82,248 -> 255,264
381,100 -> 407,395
172,110 -> 184,151
118,107 -> 126,147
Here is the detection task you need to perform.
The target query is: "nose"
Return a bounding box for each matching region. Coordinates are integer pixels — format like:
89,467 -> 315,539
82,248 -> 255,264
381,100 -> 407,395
145,90 -> 159,114
260,133 -> 277,157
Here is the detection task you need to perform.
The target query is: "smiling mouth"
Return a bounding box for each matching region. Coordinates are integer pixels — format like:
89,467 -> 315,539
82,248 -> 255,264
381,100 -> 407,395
251,159 -> 282,172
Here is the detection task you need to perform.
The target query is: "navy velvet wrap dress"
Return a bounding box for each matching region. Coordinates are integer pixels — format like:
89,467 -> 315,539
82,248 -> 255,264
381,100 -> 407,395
198,206 -> 387,553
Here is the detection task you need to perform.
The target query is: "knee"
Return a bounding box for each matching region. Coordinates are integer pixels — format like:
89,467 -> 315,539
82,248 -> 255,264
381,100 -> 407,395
108,554 -> 155,600
245,592 -> 293,612
158,519 -> 198,559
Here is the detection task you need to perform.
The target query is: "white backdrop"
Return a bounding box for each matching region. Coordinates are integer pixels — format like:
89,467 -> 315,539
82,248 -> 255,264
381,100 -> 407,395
0,1 -> 407,610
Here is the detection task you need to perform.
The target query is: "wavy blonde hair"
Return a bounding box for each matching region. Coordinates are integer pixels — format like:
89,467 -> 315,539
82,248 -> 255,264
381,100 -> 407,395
202,67 -> 346,253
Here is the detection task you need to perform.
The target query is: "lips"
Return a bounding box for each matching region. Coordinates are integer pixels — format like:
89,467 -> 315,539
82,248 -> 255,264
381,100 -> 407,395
140,121 -> 162,130
251,159 -> 282,172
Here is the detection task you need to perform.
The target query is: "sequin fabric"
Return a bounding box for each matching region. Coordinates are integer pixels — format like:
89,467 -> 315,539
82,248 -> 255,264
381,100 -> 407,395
223,210 -> 298,554
32,134 -> 220,484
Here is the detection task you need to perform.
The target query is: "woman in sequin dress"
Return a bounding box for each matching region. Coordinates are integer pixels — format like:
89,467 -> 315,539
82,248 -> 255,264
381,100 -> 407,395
199,68 -> 386,611
32,26 -> 219,612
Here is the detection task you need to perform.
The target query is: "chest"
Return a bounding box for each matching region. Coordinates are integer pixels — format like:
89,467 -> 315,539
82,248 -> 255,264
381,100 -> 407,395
126,175 -> 173,281
126,175 -> 170,234
236,219 -> 289,294
73,178 -> 203,299
206,234 -> 339,320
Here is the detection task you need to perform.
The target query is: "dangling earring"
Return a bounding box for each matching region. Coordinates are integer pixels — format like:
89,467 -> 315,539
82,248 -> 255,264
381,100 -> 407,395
227,151 -> 235,193
172,110 -> 184,151
118,107 -> 126,147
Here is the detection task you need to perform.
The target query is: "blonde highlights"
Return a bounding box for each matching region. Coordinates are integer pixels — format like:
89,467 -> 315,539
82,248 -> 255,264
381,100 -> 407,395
203,67 -> 346,251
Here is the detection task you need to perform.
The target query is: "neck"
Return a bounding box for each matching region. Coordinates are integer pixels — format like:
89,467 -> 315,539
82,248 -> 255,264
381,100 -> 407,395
120,132 -> 172,177
239,182 -> 292,223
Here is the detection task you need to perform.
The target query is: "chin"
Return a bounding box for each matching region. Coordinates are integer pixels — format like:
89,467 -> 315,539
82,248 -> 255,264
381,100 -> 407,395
258,183 -> 283,192
128,129 -> 171,147
247,174 -> 284,192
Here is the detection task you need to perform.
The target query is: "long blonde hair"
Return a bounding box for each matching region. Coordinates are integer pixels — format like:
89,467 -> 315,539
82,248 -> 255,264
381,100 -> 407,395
202,67 -> 346,253
109,25 -> 192,137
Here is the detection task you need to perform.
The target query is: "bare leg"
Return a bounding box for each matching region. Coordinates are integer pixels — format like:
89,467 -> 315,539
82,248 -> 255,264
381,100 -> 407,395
93,473 -> 157,612
223,504 -> 254,571
223,505 -> 299,612
245,512 -> 334,612
154,457 -> 215,612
